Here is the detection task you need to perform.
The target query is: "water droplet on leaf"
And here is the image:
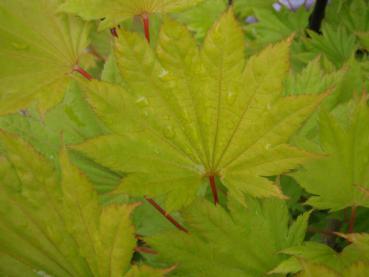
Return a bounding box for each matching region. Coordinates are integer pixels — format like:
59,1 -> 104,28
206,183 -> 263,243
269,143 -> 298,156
136,96 -> 149,108
194,164 -> 205,174
163,126 -> 175,139
227,92 -> 237,105
159,69 -> 168,78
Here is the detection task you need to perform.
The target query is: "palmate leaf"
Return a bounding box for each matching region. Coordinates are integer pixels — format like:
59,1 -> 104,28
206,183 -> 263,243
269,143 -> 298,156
272,233 -> 369,275
125,265 -> 167,277
0,82 -> 120,194
60,0 -> 204,31
75,11 -> 326,211
233,0 -> 276,17
291,96 -> 369,211
296,262 -> 337,277
0,130 -> 158,277
295,261 -> 369,277
0,0 -> 92,115
304,25 -> 357,69
273,242 -> 362,274
174,0 -> 226,41
245,7 -> 310,50
147,197 -> 310,276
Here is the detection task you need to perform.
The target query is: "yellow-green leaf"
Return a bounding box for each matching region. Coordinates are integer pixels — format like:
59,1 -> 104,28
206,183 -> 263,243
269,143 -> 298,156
60,0 -> 204,30
0,0 -> 91,115
0,131 -> 156,276
75,11 -> 325,211
148,197 -> 310,276
291,97 -> 369,211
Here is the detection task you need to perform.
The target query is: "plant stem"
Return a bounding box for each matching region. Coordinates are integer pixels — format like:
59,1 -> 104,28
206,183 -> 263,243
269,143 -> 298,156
87,46 -> 106,62
209,176 -> 219,205
307,227 -> 337,237
135,246 -> 157,255
144,196 -> 188,233
73,65 -> 93,80
142,13 -> 150,43
110,27 -> 118,38
348,206 -> 357,233
308,0 -> 328,34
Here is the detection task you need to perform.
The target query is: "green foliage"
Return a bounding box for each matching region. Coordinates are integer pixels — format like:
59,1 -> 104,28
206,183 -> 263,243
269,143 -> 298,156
148,197 -> 310,276
174,0 -> 226,41
74,11 -> 324,211
0,0 -> 91,115
247,7 -> 310,48
273,233 -> 369,276
0,82 -> 120,194
60,0 -> 204,30
234,0 -> 275,17
292,97 -> 369,211
304,26 -> 357,68
2,0 -> 369,276
0,131 -> 158,276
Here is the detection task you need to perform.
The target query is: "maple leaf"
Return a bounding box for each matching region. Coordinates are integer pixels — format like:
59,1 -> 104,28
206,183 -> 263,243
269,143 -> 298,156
288,260 -> 369,277
272,233 -> 369,275
291,96 -> 369,211
295,261 -> 341,277
244,7 -> 310,49
59,0 -> 204,31
74,11 -> 326,211
284,57 -> 344,98
233,0 -> 276,17
304,25 -> 357,69
0,82 -> 120,194
0,130 -> 160,276
174,0 -> 226,41
125,265 -> 168,277
0,0 -> 92,115
147,197 -> 310,276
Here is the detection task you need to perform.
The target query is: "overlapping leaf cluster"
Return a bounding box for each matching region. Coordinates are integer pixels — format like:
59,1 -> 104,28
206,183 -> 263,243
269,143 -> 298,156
76,11 -> 324,211
0,131 -> 162,276
0,0 -> 369,276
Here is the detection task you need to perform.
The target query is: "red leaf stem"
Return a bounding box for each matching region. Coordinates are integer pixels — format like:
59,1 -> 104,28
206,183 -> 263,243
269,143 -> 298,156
142,13 -> 150,43
110,27 -> 118,38
144,196 -> 188,233
135,246 -> 157,255
348,206 -> 357,233
209,175 -> 219,205
73,65 -> 93,80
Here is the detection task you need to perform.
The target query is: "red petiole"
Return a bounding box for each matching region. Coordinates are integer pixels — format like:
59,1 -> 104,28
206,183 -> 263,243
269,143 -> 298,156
209,176 -> 219,205
141,13 -> 150,43
144,196 -> 188,233
348,205 -> 357,233
73,65 -> 93,80
135,246 -> 157,255
110,27 -> 118,38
